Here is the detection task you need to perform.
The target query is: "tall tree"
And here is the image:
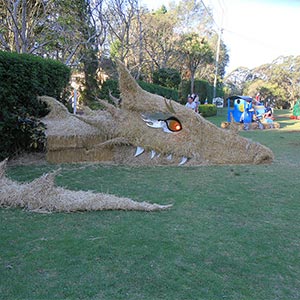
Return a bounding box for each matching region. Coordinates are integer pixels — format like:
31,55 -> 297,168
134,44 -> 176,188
171,0 -> 206,33
179,33 -> 214,94
142,6 -> 178,71
104,0 -> 138,63
197,33 -> 229,89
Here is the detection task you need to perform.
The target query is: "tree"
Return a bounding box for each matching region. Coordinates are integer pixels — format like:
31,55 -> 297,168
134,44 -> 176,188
197,34 -> 229,84
170,0 -> 228,90
179,33 -> 214,94
152,68 -> 181,89
104,0 -> 138,63
0,0 -> 55,53
244,79 -> 286,108
0,0 -> 107,66
141,6 -> 178,75
171,0 -> 207,34
268,64 -> 300,106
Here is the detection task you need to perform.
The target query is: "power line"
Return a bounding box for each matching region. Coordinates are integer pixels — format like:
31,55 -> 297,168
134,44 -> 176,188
200,0 -> 225,98
218,0 -> 226,12
199,0 -> 221,30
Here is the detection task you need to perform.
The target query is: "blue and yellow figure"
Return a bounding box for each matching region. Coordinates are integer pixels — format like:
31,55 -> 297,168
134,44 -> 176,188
227,95 -> 254,124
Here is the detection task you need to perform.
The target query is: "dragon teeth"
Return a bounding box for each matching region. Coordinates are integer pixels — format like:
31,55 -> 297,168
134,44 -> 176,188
134,146 -> 145,157
150,150 -> 156,159
178,156 -> 188,166
134,147 -> 188,165
166,154 -> 173,160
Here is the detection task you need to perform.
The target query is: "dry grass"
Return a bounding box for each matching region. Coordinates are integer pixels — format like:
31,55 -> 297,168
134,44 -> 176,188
0,159 -> 172,213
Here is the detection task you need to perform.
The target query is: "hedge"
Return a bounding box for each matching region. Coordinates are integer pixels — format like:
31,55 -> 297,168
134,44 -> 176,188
198,104 -> 217,117
180,79 -> 224,104
0,51 -> 71,160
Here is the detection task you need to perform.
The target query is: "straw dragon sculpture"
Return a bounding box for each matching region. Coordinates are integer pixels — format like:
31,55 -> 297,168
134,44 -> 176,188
42,60 -> 274,166
0,61 -> 275,213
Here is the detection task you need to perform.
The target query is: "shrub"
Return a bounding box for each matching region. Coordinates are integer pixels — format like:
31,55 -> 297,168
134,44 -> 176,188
0,51 -> 70,160
198,104 -> 217,117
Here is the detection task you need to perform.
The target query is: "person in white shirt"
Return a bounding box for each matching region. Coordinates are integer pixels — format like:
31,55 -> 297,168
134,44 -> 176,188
185,96 -> 196,111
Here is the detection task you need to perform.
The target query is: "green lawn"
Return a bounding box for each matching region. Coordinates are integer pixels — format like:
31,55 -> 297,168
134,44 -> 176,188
1,109 -> 300,300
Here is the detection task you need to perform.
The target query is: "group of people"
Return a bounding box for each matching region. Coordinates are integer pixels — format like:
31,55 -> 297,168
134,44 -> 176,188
185,94 -> 200,112
241,95 -> 274,130
254,93 -> 274,122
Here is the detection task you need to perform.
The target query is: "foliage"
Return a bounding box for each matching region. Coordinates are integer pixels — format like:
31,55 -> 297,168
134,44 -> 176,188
141,5 -> 178,73
0,51 -> 70,101
110,40 -> 122,59
178,33 -> 214,93
0,0 -> 51,53
198,35 -> 229,85
152,68 -> 181,89
108,0 -> 228,88
0,0 -> 86,64
198,104 -> 217,117
244,79 -> 288,108
2,111 -> 300,299
0,51 -> 70,160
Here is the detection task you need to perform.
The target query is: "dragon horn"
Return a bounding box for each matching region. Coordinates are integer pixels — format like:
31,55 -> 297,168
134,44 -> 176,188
164,98 -> 176,114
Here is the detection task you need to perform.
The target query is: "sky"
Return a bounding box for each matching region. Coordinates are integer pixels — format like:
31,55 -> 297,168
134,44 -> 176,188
140,0 -> 300,74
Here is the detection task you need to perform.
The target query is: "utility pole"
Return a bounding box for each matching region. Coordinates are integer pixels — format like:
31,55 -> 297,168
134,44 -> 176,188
213,27 -> 223,99
213,0 -> 224,99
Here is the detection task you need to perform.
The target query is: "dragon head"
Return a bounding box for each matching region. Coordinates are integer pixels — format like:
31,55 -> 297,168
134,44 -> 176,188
104,60 -> 273,165
42,60 -> 274,166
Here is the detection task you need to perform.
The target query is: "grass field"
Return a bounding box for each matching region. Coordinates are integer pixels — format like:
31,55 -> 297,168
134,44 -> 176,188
1,109 -> 300,300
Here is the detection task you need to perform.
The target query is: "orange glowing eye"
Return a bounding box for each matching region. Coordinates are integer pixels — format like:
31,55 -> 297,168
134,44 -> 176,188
165,117 -> 182,132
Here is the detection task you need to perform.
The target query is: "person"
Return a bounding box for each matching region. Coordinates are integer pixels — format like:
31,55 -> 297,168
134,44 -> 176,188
193,94 -> 200,112
263,102 -> 274,120
255,92 -> 261,104
185,96 -> 196,111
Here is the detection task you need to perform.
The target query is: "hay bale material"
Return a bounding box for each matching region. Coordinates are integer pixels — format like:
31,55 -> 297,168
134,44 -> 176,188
40,60 -> 274,166
221,121 -> 280,130
0,159 -> 172,213
41,96 -> 116,163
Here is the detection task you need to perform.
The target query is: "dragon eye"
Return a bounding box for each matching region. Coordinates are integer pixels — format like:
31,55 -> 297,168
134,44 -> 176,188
165,117 -> 182,132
